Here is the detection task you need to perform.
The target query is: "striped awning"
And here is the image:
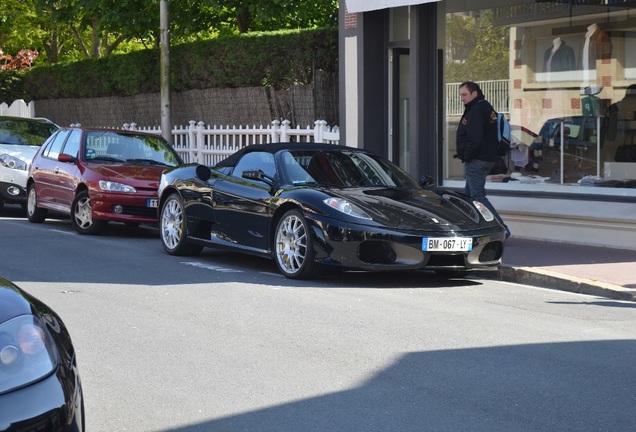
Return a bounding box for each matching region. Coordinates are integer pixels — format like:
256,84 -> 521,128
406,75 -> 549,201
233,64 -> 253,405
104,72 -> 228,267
345,0 -> 440,13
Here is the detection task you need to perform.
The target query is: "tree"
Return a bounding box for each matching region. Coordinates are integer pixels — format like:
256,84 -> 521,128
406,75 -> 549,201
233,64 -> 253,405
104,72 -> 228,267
0,0 -> 74,64
167,0 -> 338,35
445,10 -> 509,82
0,0 -> 338,63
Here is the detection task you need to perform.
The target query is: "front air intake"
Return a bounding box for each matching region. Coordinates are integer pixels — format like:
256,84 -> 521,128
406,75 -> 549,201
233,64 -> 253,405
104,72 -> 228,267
358,241 -> 396,264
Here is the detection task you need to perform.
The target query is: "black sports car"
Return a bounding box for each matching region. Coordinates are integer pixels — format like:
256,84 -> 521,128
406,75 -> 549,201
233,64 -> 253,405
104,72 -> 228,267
157,143 -> 505,279
0,277 -> 84,431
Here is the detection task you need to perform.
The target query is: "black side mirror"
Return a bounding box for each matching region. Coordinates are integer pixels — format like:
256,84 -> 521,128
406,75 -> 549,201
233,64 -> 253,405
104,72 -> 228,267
196,165 -> 212,181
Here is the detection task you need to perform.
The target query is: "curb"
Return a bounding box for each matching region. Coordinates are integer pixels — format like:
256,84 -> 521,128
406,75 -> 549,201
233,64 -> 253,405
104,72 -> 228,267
481,265 -> 636,302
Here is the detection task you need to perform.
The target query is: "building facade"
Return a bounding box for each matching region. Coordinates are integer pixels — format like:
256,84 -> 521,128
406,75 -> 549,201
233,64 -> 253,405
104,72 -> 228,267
339,0 -> 636,249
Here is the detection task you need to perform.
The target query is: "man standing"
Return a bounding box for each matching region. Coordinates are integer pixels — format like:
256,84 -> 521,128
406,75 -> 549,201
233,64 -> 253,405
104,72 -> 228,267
455,81 -> 510,239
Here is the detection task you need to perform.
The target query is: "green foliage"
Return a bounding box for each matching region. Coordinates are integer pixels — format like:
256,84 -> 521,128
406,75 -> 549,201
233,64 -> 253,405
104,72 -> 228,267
445,10 -> 509,82
0,0 -> 338,65
6,28 -> 337,101
0,70 -> 27,103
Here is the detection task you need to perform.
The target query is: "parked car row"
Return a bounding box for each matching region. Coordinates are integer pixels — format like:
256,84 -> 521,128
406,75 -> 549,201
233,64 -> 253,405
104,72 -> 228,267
3,120 -> 506,279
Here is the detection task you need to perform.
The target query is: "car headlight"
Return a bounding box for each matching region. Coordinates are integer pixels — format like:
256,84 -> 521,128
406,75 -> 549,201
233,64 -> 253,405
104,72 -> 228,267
323,197 -> 372,220
0,315 -> 59,395
99,180 -> 137,193
473,200 -> 495,222
0,154 -> 27,171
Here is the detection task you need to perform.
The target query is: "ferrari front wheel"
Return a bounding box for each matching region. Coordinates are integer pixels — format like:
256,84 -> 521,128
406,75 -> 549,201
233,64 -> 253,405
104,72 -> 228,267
274,209 -> 319,279
160,193 -> 203,256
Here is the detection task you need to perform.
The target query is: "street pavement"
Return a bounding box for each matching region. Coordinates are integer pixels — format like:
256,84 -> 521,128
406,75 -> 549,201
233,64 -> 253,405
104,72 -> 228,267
480,237 -> 636,302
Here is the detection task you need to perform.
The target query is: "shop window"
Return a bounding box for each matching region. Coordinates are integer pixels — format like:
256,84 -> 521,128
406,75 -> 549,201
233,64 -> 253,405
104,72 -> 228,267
442,0 -> 636,193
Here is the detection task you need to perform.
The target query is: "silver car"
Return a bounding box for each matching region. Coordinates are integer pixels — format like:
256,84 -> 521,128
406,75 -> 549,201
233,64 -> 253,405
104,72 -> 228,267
0,116 -> 59,214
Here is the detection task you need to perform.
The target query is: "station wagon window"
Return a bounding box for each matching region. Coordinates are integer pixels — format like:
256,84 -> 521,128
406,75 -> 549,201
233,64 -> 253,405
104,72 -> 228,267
43,130 -> 71,160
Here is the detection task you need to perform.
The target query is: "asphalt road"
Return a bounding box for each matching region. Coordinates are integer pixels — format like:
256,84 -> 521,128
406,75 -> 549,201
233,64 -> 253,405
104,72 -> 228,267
2,205 -> 636,432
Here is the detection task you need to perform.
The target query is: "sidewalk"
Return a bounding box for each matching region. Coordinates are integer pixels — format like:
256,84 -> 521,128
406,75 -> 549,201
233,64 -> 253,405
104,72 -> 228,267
480,237 -> 636,302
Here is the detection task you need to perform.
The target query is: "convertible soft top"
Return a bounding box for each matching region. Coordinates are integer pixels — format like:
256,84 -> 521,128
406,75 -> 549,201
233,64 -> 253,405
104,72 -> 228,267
215,141 -> 359,168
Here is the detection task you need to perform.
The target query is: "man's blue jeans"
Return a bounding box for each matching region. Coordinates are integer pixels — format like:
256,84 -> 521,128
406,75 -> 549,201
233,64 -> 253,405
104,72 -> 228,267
464,159 -> 507,230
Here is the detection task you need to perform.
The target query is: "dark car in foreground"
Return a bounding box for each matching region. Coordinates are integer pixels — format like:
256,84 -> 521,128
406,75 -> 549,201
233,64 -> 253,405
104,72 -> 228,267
0,277 -> 84,431
26,127 -> 183,234
158,142 -> 505,279
0,116 -> 59,214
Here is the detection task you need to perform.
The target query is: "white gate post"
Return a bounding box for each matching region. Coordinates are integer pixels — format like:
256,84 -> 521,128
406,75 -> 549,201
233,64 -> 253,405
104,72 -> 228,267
280,119 -> 290,142
196,121 -> 206,164
314,120 -> 326,143
271,120 -> 280,143
187,120 -> 197,163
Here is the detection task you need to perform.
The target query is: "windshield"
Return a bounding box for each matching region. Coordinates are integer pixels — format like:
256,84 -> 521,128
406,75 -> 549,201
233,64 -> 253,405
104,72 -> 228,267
0,119 -> 58,146
84,131 -> 182,166
281,149 -> 421,189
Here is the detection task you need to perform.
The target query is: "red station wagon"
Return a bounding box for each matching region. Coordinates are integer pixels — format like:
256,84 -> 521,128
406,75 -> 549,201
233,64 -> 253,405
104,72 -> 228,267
26,127 -> 183,234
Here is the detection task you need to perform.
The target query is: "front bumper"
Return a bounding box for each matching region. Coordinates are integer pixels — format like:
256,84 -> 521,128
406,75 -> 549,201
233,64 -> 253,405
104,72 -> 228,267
0,181 -> 27,205
307,214 -> 505,272
90,190 -> 159,224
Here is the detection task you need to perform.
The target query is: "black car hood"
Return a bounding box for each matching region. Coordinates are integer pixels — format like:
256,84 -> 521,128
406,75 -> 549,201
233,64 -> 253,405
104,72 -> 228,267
0,278 -> 34,323
329,187 -> 487,231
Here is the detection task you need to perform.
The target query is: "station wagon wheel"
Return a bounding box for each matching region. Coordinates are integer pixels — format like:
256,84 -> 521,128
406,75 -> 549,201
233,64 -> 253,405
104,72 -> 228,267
160,193 -> 203,256
26,183 -> 48,223
274,209 -> 319,279
70,190 -> 107,235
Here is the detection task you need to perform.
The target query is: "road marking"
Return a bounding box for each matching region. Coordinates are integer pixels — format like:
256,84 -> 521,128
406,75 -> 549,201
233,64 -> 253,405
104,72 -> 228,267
181,261 -> 243,273
51,229 -> 76,235
259,271 -> 284,278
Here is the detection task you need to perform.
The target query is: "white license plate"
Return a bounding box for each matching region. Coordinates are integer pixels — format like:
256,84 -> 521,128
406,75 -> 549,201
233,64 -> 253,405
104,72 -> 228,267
147,199 -> 158,208
422,237 -> 473,252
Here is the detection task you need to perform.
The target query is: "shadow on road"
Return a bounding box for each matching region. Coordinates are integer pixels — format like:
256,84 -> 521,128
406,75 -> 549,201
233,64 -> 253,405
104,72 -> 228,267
154,340 -> 636,432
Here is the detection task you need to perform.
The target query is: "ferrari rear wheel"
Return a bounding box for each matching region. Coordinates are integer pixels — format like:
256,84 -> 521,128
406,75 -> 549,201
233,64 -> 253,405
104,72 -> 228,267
274,209 -> 319,279
71,190 -> 107,235
160,193 -> 203,256
26,183 -> 48,223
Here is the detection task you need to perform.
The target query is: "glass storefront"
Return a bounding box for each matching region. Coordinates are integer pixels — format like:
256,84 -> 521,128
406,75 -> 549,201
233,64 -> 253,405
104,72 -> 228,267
442,0 -> 636,196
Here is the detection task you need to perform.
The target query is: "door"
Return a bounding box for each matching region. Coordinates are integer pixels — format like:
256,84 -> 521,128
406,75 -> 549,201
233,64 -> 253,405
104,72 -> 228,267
211,151 -> 275,253
53,129 -> 82,208
30,130 -> 71,208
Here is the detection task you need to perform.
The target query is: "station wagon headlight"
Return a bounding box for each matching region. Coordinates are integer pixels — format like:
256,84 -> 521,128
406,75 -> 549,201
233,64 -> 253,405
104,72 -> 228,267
99,180 -> 137,193
473,200 -> 495,222
0,154 -> 27,171
324,197 -> 372,220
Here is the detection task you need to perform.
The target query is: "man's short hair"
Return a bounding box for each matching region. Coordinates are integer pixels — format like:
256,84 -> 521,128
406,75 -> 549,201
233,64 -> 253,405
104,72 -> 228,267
460,81 -> 483,97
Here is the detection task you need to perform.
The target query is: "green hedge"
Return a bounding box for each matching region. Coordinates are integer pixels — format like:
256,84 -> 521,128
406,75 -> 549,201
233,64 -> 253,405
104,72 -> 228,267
0,28 -> 337,103
0,70 -> 27,104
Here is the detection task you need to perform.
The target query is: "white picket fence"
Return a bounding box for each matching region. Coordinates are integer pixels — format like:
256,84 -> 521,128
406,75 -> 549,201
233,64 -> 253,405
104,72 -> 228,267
0,99 -> 35,118
119,119 -> 341,165
446,80 -> 509,116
